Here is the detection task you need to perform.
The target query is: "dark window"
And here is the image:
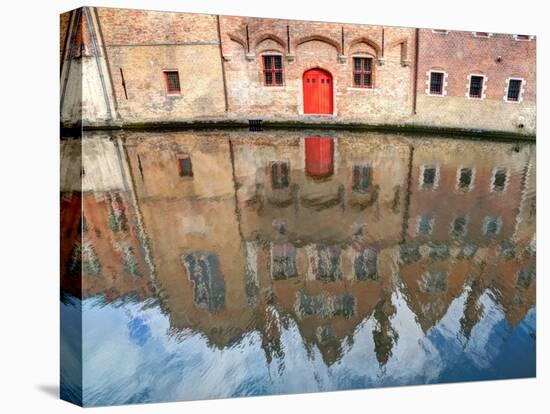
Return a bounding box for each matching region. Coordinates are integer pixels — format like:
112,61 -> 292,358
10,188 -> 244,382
183,253 -> 225,311
271,161 -> 289,189
352,165 -> 372,192
429,72 -> 444,95
263,55 -> 283,86
452,216 -> 467,236
271,243 -> 297,280
474,32 -> 490,37
493,169 -> 507,191
164,71 -> 181,94
423,166 -> 437,187
177,155 -> 193,177
432,29 -> 448,34
458,168 -> 473,190
507,79 -> 522,101
353,57 -> 374,88
316,245 -> 342,282
355,248 -> 378,281
469,75 -> 484,98
418,216 -> 433,235
484,216 -> 501,236
421,271 -> 448,293
515,34 -> 531,40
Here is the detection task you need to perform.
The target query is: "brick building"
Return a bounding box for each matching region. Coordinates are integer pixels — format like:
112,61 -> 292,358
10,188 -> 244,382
60,7 -> 536,135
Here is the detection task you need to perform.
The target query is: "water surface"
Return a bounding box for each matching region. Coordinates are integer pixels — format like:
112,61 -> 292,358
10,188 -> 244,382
60,129 -> 536,406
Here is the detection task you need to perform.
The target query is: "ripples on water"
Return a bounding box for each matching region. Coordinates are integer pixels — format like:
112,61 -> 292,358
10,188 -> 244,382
60,130 -> 536,406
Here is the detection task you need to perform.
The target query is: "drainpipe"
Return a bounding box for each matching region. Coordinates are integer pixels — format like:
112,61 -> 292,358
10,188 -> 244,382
216,15 -> 229,113
412,28 -> 419,115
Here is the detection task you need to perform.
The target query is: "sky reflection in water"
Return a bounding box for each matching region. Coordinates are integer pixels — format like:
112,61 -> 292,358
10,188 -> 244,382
60,130 -> 536,406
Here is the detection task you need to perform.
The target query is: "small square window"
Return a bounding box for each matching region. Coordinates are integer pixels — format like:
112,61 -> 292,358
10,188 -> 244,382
458,167 -> 473,190
469,75 -> 484,98
164,71 -> 181,94
429,72 -> 444,95
507,79 -> 522,102
493,168 -> 507,191
177,155 -> 193,177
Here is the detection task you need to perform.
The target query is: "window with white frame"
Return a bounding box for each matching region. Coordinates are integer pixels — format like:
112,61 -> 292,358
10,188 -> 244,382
505,78 -> 524,102
451,216 -> 468,237
483,216 -> 502,236
427,71 -> 446,96
492,168 -> 508,192
468,74 -> 485,99
457,167 -> 474,191
514,34 -> 533,41
420,165 -> 439,190
473,32 -> 492,38
417,215 -> 434,235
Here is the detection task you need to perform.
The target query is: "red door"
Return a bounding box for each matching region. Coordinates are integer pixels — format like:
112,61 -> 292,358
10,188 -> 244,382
303,69 -> 333,114
305,137 -> 334,178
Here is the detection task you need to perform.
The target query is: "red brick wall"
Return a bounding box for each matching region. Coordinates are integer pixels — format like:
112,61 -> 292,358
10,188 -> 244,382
417,29 -> 535,102
220,16 -> 415,122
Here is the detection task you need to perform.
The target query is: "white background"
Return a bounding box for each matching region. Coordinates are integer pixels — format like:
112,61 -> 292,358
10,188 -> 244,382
0,0 -> 547,412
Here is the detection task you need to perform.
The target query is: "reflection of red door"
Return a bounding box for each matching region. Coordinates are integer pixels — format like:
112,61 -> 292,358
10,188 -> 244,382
305,137 -> 334,178
303,69 -> 333,114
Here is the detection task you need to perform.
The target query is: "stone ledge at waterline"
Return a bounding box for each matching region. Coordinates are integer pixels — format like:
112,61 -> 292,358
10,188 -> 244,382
66,119 -> 536,142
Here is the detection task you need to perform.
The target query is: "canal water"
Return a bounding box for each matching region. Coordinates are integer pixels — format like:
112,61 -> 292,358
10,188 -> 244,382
60,129 -> 536,406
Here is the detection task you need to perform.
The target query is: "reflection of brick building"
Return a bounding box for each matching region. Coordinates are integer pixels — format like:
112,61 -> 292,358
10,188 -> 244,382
61,128 -> 536,358
60,7 -> 536,135
60,135 -> 151,300
123,132 -> 257,347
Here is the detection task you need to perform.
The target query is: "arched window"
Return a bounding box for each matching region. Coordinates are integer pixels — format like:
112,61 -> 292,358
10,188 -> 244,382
352,55 -> 374,88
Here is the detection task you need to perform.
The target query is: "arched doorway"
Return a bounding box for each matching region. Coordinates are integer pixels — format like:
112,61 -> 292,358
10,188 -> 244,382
303,69 -> 333,114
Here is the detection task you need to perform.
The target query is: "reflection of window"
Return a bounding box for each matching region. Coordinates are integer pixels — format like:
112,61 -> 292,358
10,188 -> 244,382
457,167 -> 473,190
417,215 -> 434,235
316,245 -> 342,282
483,216 -> 502,236
451,216 -> 467,237
270,161 -> 289,189
421,165 -> 438,189
271,243 -> 297,280
355,248 -> 378,281
177,155 -> 193,177
163,71 -> 181,94
263,55 -> 283,86
183,253 -> 225,311
492,168 -> 507,191
420,271 -> 448,292
352,165 -> 372,192
517,267 -> 534,289
352,57 -> 374,88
